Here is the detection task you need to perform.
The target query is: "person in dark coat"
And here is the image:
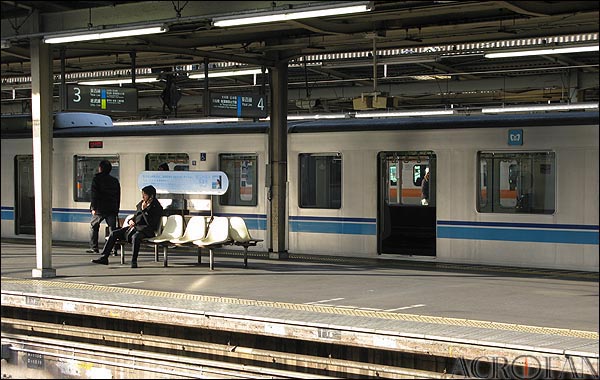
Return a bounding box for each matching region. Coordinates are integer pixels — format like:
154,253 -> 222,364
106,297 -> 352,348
92,185 -> 163,268
421,170 -> 430,206
87,160 -> 121,253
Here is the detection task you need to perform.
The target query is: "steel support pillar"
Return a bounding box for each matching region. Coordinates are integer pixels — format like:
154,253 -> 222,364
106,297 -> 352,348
268,60 -> 289,259
30,36 -> 55,278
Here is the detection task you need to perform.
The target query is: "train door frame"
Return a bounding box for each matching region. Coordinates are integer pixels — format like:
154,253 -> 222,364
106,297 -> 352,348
14,155 -> 35,235
377,151 -> 437,256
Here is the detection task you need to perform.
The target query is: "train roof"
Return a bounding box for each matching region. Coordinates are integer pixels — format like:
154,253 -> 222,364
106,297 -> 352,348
1,111 -> 598,139
287,112 -> 599,133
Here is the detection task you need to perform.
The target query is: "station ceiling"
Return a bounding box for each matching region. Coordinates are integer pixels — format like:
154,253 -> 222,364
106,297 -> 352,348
1,1 -> 598,119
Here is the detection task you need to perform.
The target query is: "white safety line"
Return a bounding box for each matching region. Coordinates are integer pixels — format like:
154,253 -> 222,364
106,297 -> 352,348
385,304 -> 426,311
304,297 -> 345,305
106,281 -> 145,286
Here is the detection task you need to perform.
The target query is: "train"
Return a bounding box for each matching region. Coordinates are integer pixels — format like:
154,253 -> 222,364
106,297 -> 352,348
1,111 -> 598,272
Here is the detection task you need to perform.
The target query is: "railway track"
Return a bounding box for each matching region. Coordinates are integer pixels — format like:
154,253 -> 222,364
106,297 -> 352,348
1,317 -> 451,379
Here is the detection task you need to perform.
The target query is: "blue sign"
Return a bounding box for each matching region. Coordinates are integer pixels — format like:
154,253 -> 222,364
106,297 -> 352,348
137,171 -> 229,195
508,129 -> 523,145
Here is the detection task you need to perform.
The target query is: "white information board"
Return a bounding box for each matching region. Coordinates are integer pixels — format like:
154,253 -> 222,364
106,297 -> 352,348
137,171 -> 229,195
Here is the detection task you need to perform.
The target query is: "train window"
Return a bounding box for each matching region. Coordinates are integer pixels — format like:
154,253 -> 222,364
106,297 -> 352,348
413,165 -> 428,186
381,152 -> 435,206
145,153 -> 189,171
299,153 -> 342,209
73,156 -> 120,202
477,152 -> 555,214
219,154 -> 258,206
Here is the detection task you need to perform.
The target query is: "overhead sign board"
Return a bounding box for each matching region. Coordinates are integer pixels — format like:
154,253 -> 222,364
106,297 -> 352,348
137,171 -> 229,195
66,84 -> 138,113
209,92 -> 267,118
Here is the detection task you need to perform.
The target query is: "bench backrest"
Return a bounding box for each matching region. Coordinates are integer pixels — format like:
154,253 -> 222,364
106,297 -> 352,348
229,216 -> 252,243
179,216 -> 207,242
155,214 -> 184,240
158,215 -> 168,235
199,216 -> 230,245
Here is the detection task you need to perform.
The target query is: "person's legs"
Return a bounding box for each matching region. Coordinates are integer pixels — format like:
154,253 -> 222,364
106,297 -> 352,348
130,231 -> 146,268
88,214 -> 103,252
105,214 -> 119,256
92,227 -> 127,265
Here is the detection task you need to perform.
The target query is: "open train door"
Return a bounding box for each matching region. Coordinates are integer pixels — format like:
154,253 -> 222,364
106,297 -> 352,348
377,151 -> 436,256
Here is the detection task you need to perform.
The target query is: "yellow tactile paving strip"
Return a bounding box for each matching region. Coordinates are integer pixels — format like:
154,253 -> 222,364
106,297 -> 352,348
2,277 -> 597,341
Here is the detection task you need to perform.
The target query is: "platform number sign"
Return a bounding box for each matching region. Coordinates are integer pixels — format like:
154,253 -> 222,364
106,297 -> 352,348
508,129 -> 523,146
66,84 -> 138,113
209,92 -> 267,118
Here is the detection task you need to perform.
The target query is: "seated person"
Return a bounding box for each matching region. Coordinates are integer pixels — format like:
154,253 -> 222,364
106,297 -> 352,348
92,185 -> 163,268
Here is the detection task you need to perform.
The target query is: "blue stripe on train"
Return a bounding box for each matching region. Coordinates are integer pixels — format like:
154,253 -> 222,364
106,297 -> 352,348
1,207 -> 269,231
1,208 -> 14,220
2,207 -> 598,244
289,216 -> 377,235
437,220 -> 599,245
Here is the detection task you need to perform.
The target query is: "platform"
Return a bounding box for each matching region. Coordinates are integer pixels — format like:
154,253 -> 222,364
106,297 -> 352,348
1,240 -> 598,377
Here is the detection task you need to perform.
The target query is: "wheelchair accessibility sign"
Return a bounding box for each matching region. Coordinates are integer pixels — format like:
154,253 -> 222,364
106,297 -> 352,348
508,129 -> 523,145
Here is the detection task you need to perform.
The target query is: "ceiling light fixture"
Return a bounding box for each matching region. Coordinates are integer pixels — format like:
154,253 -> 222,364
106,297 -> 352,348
163,118 -> 242,124
484,45 -> 598,58
78,77 -> 159,85
481,103 -> 599,113
43,25 -> 168,44
213,1 -> 372,27
355,110 -> 455,118
188,68 -> 263,79
113,120 -> 158,126
260,114 -> 349,121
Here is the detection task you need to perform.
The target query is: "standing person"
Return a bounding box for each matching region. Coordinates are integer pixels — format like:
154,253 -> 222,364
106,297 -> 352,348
421,170 -> 430,206
87,160 -> 120,254
92,185 -> 163,268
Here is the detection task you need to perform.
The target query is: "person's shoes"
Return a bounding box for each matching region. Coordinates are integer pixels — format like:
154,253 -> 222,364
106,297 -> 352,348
111,250 -> 118,256
91,256 -> 109,265
130,261 -> 138,268
86,249 -> 99,254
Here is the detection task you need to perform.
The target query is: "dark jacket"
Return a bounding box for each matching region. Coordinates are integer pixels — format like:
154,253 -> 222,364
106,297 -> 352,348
421,176 -> 430,201
90,172 -> 120,216
132,198 -> 164,237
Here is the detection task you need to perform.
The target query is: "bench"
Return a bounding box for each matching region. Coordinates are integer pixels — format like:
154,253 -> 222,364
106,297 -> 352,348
158,216 -> 262,270
164,215 -> 207,267
111,214 -> 262,269
144,214 -> 185,265
112,214 -> 183,265
228,216 -> 263,269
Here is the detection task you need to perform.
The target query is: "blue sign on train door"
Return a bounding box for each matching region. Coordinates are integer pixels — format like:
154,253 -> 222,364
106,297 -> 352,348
508,129 -> 523,145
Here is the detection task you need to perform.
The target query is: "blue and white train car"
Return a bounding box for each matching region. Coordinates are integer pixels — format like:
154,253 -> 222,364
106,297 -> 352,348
1,111 -> 598,271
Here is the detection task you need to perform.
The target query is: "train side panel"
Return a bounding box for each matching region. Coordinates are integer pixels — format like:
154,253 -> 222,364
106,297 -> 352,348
1,139 -> 31,238
288,124 -> 598,271
2,132 -> 269,251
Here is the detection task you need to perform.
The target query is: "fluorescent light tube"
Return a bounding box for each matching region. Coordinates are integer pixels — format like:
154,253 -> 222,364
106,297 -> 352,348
482,103 -> 599,113
164,118 -> 242,124
261,114 -> 349,121
44,25 -> 167,44
213,2 -> 371,27
113,120 -> 158,126
188,68 -> 263,79
287,114 -> 349,120
355,110 -> 455,118
78,77 -> 159,85
485,45 -> 598,58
